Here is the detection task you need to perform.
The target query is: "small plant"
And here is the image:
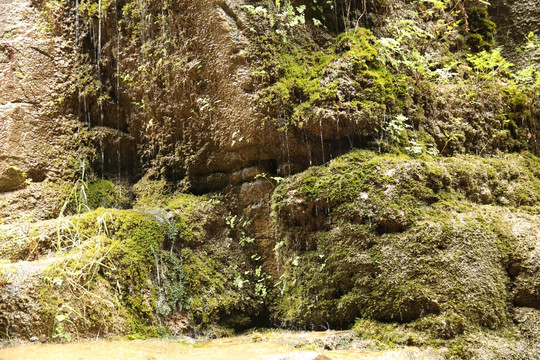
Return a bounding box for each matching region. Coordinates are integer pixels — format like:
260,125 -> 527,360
467,48 -> 513,85
255,172 -> 284,188
441,130 -> 466,154
383,114 -> 412,146
52,304 -> 82,342
240,1 -> 306,40
59,159 -> 91,217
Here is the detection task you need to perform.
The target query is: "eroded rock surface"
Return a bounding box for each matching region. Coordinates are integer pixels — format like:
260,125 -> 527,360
491,0 -> 540,65
0,0 -> 82,220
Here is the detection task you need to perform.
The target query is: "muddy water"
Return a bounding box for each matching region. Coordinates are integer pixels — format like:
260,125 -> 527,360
0,331 -> 439,360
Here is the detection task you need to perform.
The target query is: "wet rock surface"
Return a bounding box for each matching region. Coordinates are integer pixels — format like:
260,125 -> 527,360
0,0 -> 82,220
490,0 -> 540,65
0,0 -> 539,358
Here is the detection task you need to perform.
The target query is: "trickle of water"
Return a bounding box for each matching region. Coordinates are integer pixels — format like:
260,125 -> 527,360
336,118 -> 342,156
97,0 -> 102,73
83,96 -> 89,125
285,126 -> 291,176
116,145 -> 121,179
140,0 -> 146,63
75,0 -> 79,44
161,0 -> 167,56
319,118 -> 325,164
326,197 -> 331,221
329,142 -> 333,161
100,144 -> 105,179
115,0 -> 122,180
97,0 -> 105,179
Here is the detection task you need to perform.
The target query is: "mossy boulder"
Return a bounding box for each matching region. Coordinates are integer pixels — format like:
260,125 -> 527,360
271,150 -> 540,339
85,180 -> 132,210
166,194 -> 267,334
51,196 -> 268,337
466,6 -> 497,52
0,166 -> 27,192
41,208 -> 179,338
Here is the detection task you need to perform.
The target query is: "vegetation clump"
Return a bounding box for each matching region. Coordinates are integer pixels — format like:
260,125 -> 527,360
166,194 -> 268,334
28,187 -> 272,340
245,0 -> 539,162
271,150 -> 540,356
40,208 -> 178,338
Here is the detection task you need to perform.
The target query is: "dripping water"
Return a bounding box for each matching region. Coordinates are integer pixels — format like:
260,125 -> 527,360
152,248 -> 164,329
97,0 -> 102,74
319,118 -> 325,164
161,0 -> 167,57
278,118 -> 286,171
329,142 -> 333,161
115,0 -> 122,181
305,130 -> 312,166
285,125 -> 291,176
75,0 -> 79,47
336,118 -> 342,156
333,0 -> 339,31
75,0 -> 83,129
140,0 -> 146,63
97,0 -> 105,178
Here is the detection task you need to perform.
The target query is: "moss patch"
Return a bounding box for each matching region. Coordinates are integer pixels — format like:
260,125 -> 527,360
40,208 -> 182,339
166,194 -> 267,334
85,180 -> 132,210
271,150 -> 540,349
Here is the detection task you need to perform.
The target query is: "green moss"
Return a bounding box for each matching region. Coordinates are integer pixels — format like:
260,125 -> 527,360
166,193 -> 215,246
85,180 -> 131,210
40,208 -> 186,339
43,193 -> 265,336
257,28 -> 409,134
353,317 -> 524,358
466,7 -> 496,52
258,45 -> 335,128
271,150 -> 540,337
354,318 -> 428,348
132,175 -> 173,209
165,193 -> 204,211
180,238 -> 264,332
118,192 -> 264,334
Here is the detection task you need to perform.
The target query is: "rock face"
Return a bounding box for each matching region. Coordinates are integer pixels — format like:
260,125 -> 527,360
490,0 -> 540,66
0,0 -> 66,177
63,0 -> 271,186
271,152 -> 540,329
59,0 -> 539,195
0,0 -> 540,358
1,0 -> 538,204
0,0 -> 84,220
270,151 -> 540,358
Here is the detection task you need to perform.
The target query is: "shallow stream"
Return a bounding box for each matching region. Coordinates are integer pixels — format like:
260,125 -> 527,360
0,331 -> 436,360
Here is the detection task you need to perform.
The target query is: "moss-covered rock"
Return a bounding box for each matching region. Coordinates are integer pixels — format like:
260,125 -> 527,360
466,6 -> 497,52
85,180 -> 132,210
271,150 -> 540,345
166,193 -> 267,334
40,208 -> 177,338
